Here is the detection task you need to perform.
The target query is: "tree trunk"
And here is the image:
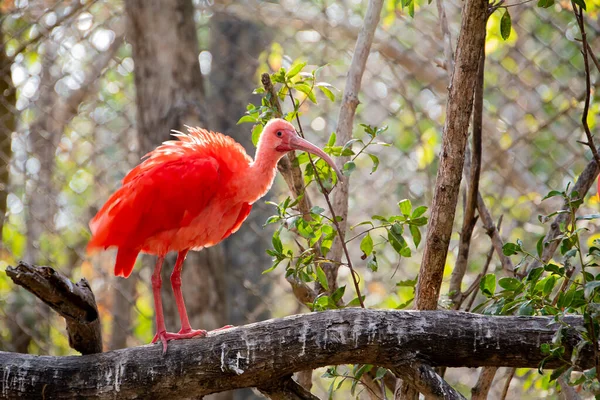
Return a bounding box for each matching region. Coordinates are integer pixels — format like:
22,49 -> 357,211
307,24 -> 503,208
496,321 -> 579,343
208,12 -> 273,399
124,0 -> 229,375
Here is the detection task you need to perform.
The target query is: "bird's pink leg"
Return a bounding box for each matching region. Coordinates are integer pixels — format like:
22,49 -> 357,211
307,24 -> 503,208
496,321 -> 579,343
150,256 -> 170,352
171,250 -> 233,334
170,250 -> 207,336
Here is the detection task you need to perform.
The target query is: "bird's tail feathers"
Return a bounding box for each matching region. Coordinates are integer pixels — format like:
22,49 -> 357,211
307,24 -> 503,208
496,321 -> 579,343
114,248 -> 139,278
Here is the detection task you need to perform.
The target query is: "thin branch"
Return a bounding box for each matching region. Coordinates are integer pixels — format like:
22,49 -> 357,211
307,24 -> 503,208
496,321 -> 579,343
471,367 -> 498,400
435,0 -> 454,77
258,375 -> 321,400
5,261 -> 102,355
500,368 -> 515,400
571,3 -> 600,168
477,192 -> 515,274
392,363 -> 466,400
328,0 -> 385,271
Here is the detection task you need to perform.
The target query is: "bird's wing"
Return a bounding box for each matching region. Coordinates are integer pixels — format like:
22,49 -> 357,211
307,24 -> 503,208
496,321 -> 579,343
88,155 -> 221,251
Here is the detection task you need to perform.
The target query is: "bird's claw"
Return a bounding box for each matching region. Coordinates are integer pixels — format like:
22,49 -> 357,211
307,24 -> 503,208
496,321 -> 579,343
151,328 -> 208,354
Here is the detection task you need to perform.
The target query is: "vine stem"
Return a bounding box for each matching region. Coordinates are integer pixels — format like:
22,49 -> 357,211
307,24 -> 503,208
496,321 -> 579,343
287,88 -> 365,308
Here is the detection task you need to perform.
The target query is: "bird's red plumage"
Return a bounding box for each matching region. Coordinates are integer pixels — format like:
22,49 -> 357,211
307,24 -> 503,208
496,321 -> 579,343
87,127 -> 253,277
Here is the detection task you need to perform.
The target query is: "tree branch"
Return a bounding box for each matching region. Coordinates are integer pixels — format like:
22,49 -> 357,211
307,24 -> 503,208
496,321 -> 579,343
392,362 -> 466,400
0,309 -> 595,399
471,367 -> 497,400
328,0 -> 384,272
5,262 -> 102,355
415,0 -> 489,310
450,45 -> 485,300
477,192 -> 514,274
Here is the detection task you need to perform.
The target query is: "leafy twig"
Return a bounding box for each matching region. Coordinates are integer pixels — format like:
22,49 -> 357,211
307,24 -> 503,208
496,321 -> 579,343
328,0 -> 385,271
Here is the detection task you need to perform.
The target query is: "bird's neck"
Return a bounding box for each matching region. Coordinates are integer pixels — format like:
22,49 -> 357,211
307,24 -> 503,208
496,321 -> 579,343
238,148 -> 284,204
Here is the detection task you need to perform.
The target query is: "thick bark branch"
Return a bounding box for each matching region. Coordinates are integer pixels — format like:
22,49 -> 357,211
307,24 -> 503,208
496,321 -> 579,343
5,262 -> 102,355
415,0 -> 489,310
0,309 -> 593,399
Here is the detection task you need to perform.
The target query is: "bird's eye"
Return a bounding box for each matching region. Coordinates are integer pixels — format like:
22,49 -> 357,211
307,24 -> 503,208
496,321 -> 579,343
276,131 -> 282,137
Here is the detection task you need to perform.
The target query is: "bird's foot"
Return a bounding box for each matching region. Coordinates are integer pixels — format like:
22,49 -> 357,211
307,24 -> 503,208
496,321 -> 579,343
151,328 -> 207,354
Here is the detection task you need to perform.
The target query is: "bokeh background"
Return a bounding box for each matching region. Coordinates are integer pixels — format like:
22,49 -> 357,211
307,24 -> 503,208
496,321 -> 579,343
0,0 -> 598,398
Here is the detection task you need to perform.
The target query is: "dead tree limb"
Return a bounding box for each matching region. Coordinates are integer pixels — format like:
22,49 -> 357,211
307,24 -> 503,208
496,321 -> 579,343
5,261 -> 102,355
0,309 -> 594,399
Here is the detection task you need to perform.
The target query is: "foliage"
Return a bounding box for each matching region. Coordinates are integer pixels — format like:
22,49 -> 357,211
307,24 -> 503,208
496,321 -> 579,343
475,185 -> 600,394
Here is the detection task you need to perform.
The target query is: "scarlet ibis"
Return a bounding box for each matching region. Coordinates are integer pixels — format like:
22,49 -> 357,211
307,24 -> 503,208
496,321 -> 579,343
88,118 -> 341,352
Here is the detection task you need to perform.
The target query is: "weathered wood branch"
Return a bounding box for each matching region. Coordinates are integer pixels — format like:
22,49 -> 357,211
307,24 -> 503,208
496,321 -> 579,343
5,261 -> 102,355
0,309 -> 594,399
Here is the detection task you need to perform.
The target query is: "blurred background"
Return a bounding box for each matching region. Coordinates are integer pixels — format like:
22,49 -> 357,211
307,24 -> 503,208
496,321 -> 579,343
0,0 -> 598,398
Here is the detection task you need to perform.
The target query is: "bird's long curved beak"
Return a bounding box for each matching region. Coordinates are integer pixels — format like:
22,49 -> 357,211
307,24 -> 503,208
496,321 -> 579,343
289,135 -> 343,182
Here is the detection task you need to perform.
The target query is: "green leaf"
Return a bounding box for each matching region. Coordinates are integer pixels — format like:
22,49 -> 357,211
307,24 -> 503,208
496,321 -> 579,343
318,85 -> 336,102
286,61 -> 306,79
264,215 -> 281,225
327,132 -> 337,147
272,230 -> 283,254
571,0 -> 586,10
343,161 -> 356,176
480,274 -> 496,297
500,9 -> 512,40
503,242 -> 521,256
542,190 -> 563,201
527,267 -> 544,284
543,276 -> 557,296
375,367 -> 387,380
316,265 -> 329,291
237,115 -> 256,125
544,263 -> 564,276
311,206 -> 325,215
294,83 -> 317,103
398,199 -> 412,216
396,277 -> 417,287
400,247 -> 412,257
331,286 -> 346,303
584,281 -> 600,300
347,295 -> 366,307
498,277 -> 522,291
411,206 -> 427,218
368,154 -> 379,174
537,0 -> 554,7
360,234 -> 374,256
251,124 -> 263,146
366,253 -> 378,271
409,224 -> 421,248
536,236 -> 544,258
388,228 -> 407,254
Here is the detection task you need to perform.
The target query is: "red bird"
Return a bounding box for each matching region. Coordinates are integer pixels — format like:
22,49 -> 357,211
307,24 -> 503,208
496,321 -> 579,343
88,118 -> 341,352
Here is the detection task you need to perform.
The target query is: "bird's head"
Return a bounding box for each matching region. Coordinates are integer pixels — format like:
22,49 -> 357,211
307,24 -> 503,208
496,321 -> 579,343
261,118 -> 343,180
